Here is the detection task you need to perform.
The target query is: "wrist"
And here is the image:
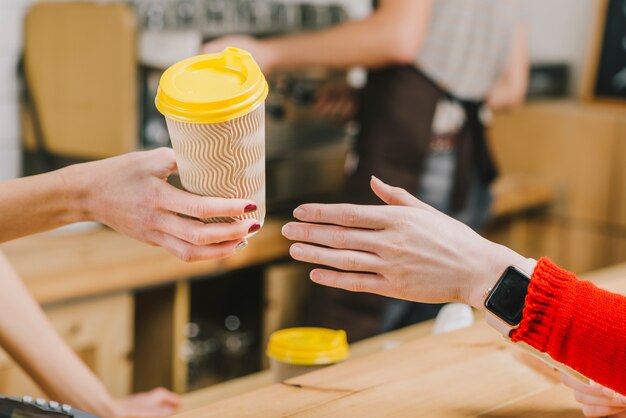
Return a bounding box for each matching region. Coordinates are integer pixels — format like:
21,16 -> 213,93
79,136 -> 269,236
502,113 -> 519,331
467,242 -> 526,310
57,164 -> 92,224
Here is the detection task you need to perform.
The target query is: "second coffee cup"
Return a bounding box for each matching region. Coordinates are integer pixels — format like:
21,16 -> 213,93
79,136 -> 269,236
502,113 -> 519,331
155,47 -> 268,231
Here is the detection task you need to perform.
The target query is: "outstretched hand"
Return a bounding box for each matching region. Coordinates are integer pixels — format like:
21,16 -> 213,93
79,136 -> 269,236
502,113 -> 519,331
71,148 -> 260,262
282,177 -> 523,308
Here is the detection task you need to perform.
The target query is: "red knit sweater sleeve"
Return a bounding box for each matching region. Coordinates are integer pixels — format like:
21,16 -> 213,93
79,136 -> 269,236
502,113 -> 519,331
511,257 -> 626,395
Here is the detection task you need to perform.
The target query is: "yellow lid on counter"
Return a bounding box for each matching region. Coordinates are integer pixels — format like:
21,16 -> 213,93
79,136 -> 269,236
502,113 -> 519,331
155,47 -> 269,124
267,327 -> 349,366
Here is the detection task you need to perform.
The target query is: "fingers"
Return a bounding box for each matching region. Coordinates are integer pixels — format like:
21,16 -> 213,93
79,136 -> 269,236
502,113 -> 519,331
589,381 -> 626,403
309,268 -> 387,294
370,176 -> 436,212
148,387 -> 181,407
561,375 -> 626,417
161,213 -> 259,246
573,391 -> 626,409
562,375 -> 626,401
293,203 -> 391,230
159,182 -> 257,219
581,404 -> 626,417
289,243 -> 384,273
155,233 -> 243,262
282,222 -> 379,252
561,374 -> 602,395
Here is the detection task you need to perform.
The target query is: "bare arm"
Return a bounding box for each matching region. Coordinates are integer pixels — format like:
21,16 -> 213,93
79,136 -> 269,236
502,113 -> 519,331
0,168 -> 81,242
0,252 -> 115,416
0,252 -> 180,417
204,0 -> 433,72
486,23 -> 529,110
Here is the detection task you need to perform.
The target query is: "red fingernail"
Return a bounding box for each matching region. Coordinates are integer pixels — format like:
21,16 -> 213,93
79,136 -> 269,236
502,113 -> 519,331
248,223 -> 261,234
244,204 -> 258,213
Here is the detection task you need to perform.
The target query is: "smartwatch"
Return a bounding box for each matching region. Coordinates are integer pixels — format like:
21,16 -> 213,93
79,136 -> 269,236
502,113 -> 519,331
483,258 -> 590,384
483,258 -> 537,337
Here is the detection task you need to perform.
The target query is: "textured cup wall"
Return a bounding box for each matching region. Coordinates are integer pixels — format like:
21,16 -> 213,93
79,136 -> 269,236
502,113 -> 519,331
166,105 -> 265,225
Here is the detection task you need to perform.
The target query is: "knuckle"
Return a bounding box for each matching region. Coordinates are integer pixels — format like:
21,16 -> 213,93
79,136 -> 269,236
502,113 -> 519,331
332,229 -> 348,247
389,188 -> 404,204
186,229 -> 207,245
312,206 -> 323,221
217,246 -> 236,259
153,387 -> 168,396
349,279 -> 364,292
186,201 -> 207,218
300,225 -> 312,242
139,210 -> 156,229
342,207 -> 359,225
176,248 -> 195,263
343,254 -> 358,271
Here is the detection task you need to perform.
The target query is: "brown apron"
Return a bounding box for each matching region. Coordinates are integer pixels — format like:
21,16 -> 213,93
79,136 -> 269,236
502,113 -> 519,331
307,65 -> 498,341
346,65 -> 498,210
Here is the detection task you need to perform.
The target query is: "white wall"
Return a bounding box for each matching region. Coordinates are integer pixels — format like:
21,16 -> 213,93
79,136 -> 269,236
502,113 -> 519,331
526,0 -> 597,94
0,0 -> 31,180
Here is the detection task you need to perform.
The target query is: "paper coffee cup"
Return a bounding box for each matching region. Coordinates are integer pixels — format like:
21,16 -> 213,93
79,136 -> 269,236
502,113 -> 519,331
155,47 -> 269,230
266,328 -> 349,382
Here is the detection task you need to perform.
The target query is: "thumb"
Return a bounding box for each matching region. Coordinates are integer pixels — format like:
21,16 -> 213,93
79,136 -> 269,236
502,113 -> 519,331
370,176 -> 437,213
149,147 -> 178,180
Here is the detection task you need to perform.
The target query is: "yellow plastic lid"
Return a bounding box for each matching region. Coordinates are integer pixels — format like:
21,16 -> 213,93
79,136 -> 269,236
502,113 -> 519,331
267,327 -> 349,366
155,47 -> 269,124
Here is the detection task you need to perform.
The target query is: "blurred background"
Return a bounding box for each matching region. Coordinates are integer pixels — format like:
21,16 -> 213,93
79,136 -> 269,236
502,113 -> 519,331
0,0 -> 625,408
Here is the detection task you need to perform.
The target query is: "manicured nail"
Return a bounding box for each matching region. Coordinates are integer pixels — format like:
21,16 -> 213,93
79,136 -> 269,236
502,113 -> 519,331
235,240 -> 248,251
248,223 -> 261,234
293,207 -> 306,219
371,175 -> 386,185
310,270 -> 323,282
281,224 -> 293,238
290,245 -> 303,259
244,204 -> 258,213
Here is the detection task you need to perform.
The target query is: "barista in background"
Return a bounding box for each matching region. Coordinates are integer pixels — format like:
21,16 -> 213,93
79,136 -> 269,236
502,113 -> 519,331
205,0 -> 528,337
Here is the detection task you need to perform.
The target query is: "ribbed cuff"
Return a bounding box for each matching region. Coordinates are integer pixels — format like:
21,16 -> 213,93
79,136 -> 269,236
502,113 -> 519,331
510,257 -> 577,351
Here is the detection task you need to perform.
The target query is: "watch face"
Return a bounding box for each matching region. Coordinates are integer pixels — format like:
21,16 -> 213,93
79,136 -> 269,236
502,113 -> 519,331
484,266 -> 531,326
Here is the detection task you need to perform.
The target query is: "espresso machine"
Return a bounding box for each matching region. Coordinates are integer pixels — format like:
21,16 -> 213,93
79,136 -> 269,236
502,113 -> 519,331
131,0 -> 356,213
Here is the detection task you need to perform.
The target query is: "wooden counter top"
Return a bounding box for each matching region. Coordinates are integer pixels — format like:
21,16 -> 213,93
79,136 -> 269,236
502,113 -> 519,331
176,262 -> 626,418
0,219 -> 291,305
490,174 -> 554,219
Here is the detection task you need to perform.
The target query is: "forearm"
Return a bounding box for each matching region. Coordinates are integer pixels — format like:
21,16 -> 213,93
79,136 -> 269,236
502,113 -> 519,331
486,78 -> 526,110
266,22 -> 403,70
0,166 -> 87,243
0,253 -> 117,416
511,258 -> 626,395
486,23 -> 529,111
264,1 -> 432,71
